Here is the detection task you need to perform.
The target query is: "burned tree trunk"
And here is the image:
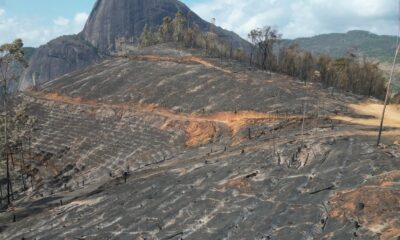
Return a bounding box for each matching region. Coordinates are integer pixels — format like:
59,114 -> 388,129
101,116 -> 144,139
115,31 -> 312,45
6,151 -> 11,205
19,143 -> 26,190
0,183 -> 3,207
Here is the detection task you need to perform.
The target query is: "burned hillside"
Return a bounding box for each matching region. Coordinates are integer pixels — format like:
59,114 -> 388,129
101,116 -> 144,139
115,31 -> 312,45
0,45 -> 399,240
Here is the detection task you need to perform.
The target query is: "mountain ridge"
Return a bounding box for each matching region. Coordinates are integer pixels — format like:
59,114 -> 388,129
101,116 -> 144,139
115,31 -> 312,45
283,30 -> 397,62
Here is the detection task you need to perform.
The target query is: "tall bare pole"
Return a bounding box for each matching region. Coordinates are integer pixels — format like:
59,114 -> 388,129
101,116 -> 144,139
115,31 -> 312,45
377,0 -> 400,146
301,101 -> 306,148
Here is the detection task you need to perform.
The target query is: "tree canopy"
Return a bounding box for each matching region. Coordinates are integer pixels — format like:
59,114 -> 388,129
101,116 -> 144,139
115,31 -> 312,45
137,15 -> 387,99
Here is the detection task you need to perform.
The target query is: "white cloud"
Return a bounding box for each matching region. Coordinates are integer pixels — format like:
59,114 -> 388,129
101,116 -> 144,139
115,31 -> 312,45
1,0 -> 398,47
0,11 -> 89,47
54,16 -> 70,26
190,0 -> 398,39
74,12 -> 89,26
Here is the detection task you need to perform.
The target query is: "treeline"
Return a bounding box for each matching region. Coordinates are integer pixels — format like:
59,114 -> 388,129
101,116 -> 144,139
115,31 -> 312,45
279,45 -> 386,97
138,12 -> 387,99
138,11 -> 246,61
248,27 -> 386,98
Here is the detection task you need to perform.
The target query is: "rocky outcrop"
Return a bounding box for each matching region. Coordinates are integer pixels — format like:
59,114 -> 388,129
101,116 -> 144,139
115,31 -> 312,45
80,0 -> 249,53
19,0 -> 249,90
19,35 -> 101,90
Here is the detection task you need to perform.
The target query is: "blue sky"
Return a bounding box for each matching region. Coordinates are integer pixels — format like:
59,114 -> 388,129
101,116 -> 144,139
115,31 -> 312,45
0,0 -> 398,47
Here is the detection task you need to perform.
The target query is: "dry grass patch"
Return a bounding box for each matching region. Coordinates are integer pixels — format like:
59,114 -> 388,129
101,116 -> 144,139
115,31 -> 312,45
185,121 -> 217,147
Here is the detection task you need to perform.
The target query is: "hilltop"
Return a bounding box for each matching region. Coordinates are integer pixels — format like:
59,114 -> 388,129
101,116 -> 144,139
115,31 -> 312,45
284,30 -> 397,63
19,0 -> 249,90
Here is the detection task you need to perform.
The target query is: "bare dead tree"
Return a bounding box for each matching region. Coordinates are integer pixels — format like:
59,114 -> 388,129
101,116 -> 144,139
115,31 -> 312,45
4,150 -> 14,204
377,43 -> 400,146
248,27 -> 281,73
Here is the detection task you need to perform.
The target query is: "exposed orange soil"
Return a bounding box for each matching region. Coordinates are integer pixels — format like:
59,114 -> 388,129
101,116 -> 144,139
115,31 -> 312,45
185,121 -> 217,146
329,171 -> 400,240
44,92 -> 96,106
334,103 -> 400,128
219,177 -> 253,193
366,170 -> 400,188
33,92 -> 290,147
203,111 -> 276,135
166,110 -> 292,146
37,92 -> 400,148
171,111 -> 283,147
189,56 -> 232,74
127,55 -> 232,73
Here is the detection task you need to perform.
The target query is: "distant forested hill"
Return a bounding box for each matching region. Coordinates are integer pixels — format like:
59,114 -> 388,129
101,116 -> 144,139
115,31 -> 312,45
283,30 -> 397,63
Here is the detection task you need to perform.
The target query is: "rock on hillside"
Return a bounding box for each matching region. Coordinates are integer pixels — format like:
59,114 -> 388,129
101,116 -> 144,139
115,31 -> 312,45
7,47 -> 36,92
19,35 -> 101,90
19,0 -> 249,90
81,0 -> 249,53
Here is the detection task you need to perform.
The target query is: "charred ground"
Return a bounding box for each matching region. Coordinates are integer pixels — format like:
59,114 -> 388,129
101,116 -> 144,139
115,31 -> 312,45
0,45 -> 399,240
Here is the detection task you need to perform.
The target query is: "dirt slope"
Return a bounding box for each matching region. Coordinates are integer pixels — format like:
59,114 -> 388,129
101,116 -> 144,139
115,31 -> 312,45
1,47 -> 399,240
334,103 -> 400,128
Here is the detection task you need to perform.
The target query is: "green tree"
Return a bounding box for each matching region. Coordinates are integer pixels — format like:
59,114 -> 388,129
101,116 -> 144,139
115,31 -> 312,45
0,38 -> 27,152
202,31 -> 217,54
248,29 -> 260,66
183,27 -> 195,47
158,16 -> 173,42
300,52 -> 314,85
172,11 -> 187,42
248,27 -> 281,73
362,59 -> 385,97
139,24 -> 156,48
316,54 -> 332,87
278,44 -> 300,77
0,100 -> 36,205
0,39 -> 27,205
